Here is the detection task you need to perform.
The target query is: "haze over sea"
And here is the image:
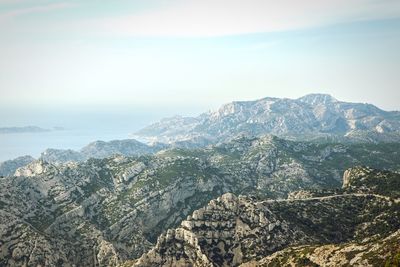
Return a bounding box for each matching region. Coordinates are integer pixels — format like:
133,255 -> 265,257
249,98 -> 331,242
0,107 -> 203,161
0,128 -> 128,162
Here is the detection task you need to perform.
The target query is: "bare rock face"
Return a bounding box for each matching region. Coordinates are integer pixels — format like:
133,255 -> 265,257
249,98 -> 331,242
342,166 -> 373,188
118,162 -> 146,184
14,159 -> 50,177
97,240 -> 120,266
0,155 -> 35,177
287,190 -> 315,200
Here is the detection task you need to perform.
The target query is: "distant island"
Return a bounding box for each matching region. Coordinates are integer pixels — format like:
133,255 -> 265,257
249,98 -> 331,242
0,126 -> 64,134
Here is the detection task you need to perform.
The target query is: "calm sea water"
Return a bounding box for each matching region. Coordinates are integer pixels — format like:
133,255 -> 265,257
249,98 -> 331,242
0,106 -> 205,162
0,128 -> 133,162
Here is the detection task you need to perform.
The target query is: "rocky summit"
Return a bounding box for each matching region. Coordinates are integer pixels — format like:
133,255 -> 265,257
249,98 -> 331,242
0,135 -> 400,266
0,155 -> 35,177
134,94 -> 400,146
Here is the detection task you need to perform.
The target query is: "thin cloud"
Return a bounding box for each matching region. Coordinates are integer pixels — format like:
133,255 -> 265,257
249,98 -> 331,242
230,41 -> 280,52
87,0 -> 400,37
0,2 -> 76,21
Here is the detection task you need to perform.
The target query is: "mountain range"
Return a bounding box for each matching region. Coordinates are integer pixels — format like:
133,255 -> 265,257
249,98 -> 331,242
0,94 -> 400,266
1,135 -> 400,266
0,139 -> 166,177
134,94 -> 400,145
2,93 -> 400,177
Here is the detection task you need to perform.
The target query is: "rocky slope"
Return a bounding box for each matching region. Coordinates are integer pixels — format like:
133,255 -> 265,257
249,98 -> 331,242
134,94 -> 400,145
248,230 -> 400,267
1,136 -> 400,266
130,166 -> 400,267
0,155 -> 35,177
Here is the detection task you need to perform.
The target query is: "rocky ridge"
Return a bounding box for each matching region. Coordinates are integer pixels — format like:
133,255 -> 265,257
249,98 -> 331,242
134,94 -> 400,145
0,155 -> 35,177
0,139 -> 166,177
40,139 -> 167,164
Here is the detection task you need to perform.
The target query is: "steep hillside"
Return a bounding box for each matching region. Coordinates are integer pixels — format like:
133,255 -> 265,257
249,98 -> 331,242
130,167 -> 400,267
247,230 -> 400,267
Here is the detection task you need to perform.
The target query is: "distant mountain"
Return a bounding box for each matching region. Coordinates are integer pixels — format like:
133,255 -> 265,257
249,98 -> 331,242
80,139 -> 167,159
134,94 -> 400,145
40,148 -> 85,163
0,155 -> 35,176
40,139 -> 168,164
0,139 -> 166,176
0,126 -> 51,134
0,126 -> 65,134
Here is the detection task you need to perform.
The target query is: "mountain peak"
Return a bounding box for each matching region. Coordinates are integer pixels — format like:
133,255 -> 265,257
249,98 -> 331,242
14,159 -> 52,177
298,93 -> 338,105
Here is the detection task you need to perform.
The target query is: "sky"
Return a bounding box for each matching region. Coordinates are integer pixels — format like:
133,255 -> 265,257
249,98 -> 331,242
1,0 -> 400,128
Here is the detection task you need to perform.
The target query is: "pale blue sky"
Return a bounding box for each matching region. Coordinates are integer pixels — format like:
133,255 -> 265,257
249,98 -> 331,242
1,0 -> 400,124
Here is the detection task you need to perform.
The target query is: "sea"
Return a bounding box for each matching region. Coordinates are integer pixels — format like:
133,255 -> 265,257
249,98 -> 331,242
0,106 -> 205,162
0,127 -> 137,162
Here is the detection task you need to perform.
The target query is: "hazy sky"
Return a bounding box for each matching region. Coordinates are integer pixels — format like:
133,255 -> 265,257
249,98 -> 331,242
1,0 -> 400,123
